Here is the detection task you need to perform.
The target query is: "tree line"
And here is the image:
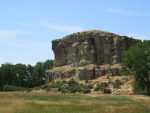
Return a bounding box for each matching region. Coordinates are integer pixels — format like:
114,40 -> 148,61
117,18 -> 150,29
0,40 -> 150,95
0,59 -> 53,90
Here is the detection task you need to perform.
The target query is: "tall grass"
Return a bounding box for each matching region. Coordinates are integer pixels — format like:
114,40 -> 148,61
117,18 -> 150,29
0,92 -> 149,113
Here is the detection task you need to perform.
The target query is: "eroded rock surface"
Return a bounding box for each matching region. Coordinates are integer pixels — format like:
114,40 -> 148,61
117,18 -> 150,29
52,30 -> 138,67
46,30 -> 139,82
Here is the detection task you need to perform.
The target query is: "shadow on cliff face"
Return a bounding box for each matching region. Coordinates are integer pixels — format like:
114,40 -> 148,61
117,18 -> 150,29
47,30 -> 139,82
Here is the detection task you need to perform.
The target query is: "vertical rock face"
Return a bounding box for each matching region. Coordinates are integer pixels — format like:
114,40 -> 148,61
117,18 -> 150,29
52,30 -> 138,67
46,30 -> 139,82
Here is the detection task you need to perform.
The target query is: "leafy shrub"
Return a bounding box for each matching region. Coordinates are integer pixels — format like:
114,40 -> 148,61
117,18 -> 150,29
69,85 -> 83,93
41,82 -> 63,91
81,84 -> 92,93
82,88 -> 91,93
103,88 -> 111,94
59,85 -> 69,93
49,81 -> 63,88
41,84 -> 49,89
113,80 -> 123,88
3,85 -> 26,91
94,84 -> 101,91
84,84 -> 93,89
67,79 -> 79,86
94,82 -> 109,92
62,80 -> 67,84
34,79 -> 93,94
99,82 -> 109,91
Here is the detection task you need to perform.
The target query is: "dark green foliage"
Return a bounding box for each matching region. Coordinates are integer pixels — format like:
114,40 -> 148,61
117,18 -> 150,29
62,80 -> 67,84
49,81 -> 63,88
81,84 -> 92,93
59,85 -> 70,93
82,88 -> 91,93
67,79 -> 79,86
94,82 -> 109,93
84,84 -> 93,89
0,63 -> 16,89
43,79 -> 92,94
123,41 -> 150,95
31,62 -> 45,86
94,84 -> 101,91
3,85 -> 26,91
103,88 -> 112,94
113,79 -> 123,88
67,79 -> 83,93
101,82 -> 109,89
42,60 -> 54,71
0,59 -> 54,90
69,85 -> 83,93
99,82 -> 109,91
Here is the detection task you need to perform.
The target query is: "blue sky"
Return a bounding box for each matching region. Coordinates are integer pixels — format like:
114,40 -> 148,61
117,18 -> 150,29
0,0 -> 150,65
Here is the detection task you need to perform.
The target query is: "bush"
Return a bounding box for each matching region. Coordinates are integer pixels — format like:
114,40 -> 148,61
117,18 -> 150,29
49,81 -> 63,88
41,84 -> 49,89
3,85 -> 26,91
36,79 -> 93,94
69,85 -> 83,93
62,80 -> 67,84
84,84 -> 93,89
59,82 -> 84,93
94,82 -> 111,93
59,85 -> 69,93
82,84 -> 92,94
103,88 -> 111,94
94,82 -> 109,91
99,82 -> 109,91
82,88 -> 91,93
113,80 -> 123,89
94,84 -> 101,91
67,79 -> 79,86
40,82 -> 63,91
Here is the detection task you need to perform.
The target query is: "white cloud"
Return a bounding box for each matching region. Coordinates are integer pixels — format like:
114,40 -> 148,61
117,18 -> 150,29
107,8 -> 140,16
41,23 -> 84,33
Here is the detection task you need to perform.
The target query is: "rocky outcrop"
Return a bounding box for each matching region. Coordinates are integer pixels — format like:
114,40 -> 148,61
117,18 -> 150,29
52,30 -> 138,67
46,30 -> 139,82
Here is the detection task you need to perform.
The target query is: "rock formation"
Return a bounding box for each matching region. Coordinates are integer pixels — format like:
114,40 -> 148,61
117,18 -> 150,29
46,30 -> 139,83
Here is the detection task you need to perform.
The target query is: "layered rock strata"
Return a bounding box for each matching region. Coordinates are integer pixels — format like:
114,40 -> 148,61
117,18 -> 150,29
46,30 -> 139,83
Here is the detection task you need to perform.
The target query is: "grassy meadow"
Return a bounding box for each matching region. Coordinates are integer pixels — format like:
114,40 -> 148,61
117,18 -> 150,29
0,92 -> 149,113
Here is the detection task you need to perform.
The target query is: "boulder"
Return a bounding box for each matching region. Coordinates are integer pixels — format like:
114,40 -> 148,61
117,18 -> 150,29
76,67 -> 96,80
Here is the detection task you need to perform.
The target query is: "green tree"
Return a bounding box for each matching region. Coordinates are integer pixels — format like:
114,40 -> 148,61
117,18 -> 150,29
26,64 -> 34,87
0,63 -> 16,88
31,62 -> 45,86
14,64 -> 28,87
123,41 -> 150,95
31,60 -> 54,87
43,60 -> 54,70
0,59 -> 54,90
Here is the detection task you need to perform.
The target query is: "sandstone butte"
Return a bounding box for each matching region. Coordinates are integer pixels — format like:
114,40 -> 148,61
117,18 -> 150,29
46,30 -> 139,83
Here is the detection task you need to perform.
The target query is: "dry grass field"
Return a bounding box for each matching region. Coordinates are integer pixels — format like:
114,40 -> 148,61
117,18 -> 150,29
0,92 -> 150,113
